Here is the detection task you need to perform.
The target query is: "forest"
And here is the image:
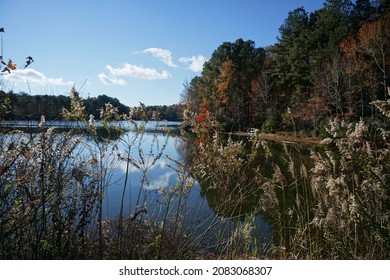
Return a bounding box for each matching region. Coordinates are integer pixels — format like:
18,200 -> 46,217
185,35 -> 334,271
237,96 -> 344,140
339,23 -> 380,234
0,90 -> 184,121
182,0 -> 390,135
2,1 -> 389,133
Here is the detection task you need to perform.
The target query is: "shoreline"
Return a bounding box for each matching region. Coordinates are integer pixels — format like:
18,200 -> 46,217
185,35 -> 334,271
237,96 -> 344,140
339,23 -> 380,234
225,131 -> 322,145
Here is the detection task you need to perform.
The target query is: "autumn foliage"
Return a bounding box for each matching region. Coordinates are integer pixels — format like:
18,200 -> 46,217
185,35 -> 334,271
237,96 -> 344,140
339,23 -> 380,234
186,1 -> 390,135
195,102 -> 209,124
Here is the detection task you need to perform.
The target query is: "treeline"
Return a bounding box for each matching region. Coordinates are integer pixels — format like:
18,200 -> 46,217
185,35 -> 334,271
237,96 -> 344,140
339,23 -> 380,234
183,0 -> 390,134
141,104 -> 184,121
0,91 -> 129,120
0,90 -> 184,121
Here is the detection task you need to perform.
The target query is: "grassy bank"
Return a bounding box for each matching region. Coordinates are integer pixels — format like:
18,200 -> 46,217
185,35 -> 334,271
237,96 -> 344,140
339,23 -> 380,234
227,131 -> 321,145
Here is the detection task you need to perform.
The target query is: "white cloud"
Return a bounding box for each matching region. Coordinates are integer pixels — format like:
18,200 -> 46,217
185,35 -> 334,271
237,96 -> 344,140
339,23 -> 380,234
145,171 -> 175,190
143,48 -> 177,68
106,64 -> 171,80
179,55 -> 207,72
116,157 -> 174,190
3,68 -> 73,86
108,63 -> 170,80
98,73 -> 126,86
98,63 -> 171,84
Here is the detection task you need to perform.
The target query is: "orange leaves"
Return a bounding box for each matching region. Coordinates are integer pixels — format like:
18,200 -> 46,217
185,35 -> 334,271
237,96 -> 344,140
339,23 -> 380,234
340,36 -> 357,57
357,15 -> 390,57
339,36 -> 361,77
216,59 -> 234,105
0,27 -> 33,74
358,20 -> 381,49
219,59 -> 233,82
340,14 -> 390,59
0,59 -> 16,74
339,14 -> 390,83
356,15 -> 390,95
1,57 -> 34,74
7,59 -> 16,70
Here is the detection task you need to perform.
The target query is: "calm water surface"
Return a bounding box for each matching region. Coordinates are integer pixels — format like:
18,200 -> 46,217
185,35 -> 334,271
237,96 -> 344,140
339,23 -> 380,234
1,120 -> 275,245
102,122 -> 272,243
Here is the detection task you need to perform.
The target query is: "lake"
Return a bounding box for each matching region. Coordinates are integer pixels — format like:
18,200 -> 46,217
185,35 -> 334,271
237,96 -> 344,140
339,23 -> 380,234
92,121 -> 274,249
1,120 -> 388,259
0,120 -> 273,252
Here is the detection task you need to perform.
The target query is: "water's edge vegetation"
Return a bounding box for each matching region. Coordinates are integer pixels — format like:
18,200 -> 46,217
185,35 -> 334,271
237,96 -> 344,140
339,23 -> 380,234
1,87 -> 389,259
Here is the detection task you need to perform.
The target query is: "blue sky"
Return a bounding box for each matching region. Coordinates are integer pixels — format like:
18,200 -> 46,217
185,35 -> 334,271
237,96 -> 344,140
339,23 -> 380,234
1,0 -> 325,107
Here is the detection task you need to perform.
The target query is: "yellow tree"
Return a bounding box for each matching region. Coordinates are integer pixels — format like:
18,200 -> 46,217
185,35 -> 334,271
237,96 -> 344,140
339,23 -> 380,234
215,59 -> 233,112
212,58 -> 237,128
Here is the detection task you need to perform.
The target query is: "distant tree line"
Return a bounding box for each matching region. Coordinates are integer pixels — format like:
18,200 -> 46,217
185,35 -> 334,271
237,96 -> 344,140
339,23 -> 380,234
0,90 -> 184,121
0,91 -> 129,120
140,104 -> 184,121
183,0 -> 390,135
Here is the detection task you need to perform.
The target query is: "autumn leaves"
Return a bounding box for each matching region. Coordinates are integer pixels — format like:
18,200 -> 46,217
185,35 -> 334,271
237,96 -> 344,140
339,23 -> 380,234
0,26 -> 33,74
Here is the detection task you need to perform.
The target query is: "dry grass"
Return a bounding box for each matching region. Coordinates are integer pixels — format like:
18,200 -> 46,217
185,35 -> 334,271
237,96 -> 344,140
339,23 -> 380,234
1,88 -> 389,260
226,131 -> 321,145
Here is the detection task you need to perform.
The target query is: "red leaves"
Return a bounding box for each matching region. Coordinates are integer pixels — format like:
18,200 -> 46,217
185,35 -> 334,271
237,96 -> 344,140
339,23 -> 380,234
195,103 -> 209,124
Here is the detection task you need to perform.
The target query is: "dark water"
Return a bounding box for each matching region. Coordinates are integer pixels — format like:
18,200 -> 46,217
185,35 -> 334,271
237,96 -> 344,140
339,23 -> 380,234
97,123 -> 273,246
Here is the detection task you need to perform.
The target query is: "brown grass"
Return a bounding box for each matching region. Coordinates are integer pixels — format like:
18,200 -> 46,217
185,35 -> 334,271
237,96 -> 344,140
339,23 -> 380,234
226,131 -> 321,145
